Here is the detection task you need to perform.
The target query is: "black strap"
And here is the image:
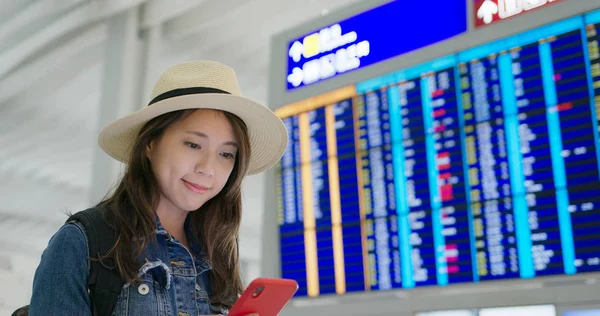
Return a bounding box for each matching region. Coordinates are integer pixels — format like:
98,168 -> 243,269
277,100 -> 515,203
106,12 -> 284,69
148,87 -> 230,105
67,206 -> 125,316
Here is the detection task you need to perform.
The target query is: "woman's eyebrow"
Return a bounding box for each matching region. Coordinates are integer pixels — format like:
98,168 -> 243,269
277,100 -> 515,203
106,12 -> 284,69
185,130 -> 238,148
185,130 -> 208,138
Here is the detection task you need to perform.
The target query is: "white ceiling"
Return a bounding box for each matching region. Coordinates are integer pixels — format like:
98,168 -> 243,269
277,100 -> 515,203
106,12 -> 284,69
0,0 -> 362,306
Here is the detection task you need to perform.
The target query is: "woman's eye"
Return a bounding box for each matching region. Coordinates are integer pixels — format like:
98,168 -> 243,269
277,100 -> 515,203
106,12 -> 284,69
185,142 -> 200,149
221,152 -> 235,160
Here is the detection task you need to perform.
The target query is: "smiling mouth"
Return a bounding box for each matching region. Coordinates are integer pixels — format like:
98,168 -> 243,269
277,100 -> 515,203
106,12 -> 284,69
182,179 -> 209,194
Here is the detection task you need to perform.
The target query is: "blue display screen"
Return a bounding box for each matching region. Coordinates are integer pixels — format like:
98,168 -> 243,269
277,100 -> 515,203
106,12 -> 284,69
285,0 -> 468,90
276,9 -> 600,298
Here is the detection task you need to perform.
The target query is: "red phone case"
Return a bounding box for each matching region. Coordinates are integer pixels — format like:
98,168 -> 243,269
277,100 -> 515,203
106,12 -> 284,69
228,277 -> 298,316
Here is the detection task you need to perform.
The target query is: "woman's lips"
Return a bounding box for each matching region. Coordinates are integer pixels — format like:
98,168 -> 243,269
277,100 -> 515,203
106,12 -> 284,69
182,179 -> 209,194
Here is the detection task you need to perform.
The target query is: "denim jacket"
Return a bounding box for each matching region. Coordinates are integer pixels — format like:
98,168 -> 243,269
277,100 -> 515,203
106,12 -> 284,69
29,214 -> 228,316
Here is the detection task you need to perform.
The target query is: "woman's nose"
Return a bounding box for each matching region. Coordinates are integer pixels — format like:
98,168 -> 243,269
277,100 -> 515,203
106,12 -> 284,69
195,153 -> 215,176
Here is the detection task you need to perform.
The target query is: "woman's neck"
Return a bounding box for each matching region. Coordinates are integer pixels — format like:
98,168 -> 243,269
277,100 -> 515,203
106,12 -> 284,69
155,200 -> 190,249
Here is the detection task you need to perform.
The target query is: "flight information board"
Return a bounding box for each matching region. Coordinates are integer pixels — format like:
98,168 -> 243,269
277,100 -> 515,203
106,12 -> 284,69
275,9 -> 600,297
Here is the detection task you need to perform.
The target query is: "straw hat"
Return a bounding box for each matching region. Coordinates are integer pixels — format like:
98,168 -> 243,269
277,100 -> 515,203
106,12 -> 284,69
98,60 -> 288,175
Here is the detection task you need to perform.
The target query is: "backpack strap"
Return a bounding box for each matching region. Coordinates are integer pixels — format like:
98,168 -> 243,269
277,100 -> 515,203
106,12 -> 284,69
67,206 -> 126,316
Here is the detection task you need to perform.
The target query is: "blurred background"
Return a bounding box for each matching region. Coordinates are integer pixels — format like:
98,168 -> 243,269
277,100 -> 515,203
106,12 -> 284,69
1,0 -> 600,315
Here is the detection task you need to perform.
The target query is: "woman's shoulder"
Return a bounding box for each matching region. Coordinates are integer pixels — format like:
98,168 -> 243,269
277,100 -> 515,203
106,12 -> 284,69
44,221 -> 89,262
52,221 -> 88,243
29,222 -> 92,314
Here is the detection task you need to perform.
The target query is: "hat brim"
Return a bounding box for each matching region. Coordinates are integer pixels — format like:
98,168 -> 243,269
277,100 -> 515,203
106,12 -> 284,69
97,93 -> 288,175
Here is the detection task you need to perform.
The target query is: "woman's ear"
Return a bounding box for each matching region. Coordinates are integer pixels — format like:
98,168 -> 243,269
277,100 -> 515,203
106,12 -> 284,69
146,141 -> 154,161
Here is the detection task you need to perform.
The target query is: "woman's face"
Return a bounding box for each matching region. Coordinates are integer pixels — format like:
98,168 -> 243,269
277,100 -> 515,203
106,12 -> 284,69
146,109 -> 238,213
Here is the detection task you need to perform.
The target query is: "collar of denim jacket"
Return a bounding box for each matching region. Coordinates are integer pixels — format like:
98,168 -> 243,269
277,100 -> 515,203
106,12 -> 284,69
153,212 -> 210,263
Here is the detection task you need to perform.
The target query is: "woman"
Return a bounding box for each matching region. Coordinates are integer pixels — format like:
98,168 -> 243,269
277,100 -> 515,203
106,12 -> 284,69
27,61 -> 288,315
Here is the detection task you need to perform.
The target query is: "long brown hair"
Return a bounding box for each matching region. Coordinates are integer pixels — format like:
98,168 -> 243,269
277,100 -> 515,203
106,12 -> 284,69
98,109 -> 249,307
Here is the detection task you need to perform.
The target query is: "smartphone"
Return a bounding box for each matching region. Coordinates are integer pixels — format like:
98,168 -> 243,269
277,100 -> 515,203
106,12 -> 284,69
228,277 -> 299,316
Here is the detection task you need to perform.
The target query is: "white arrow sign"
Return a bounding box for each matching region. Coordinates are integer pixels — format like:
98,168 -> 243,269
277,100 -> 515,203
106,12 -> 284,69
287,67 -> 304,87
288,41 -> 304,63
478,0 -> 499,24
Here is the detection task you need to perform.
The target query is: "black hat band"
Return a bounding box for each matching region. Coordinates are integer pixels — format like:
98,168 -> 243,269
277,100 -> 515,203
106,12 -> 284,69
148,87 -> 231,106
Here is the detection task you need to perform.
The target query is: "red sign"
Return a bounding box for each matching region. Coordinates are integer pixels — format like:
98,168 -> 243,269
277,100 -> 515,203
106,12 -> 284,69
474,0 -> 563,28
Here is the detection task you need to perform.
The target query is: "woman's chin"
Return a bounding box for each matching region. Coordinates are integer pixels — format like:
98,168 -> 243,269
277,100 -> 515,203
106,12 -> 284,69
179,200 -> 206,212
